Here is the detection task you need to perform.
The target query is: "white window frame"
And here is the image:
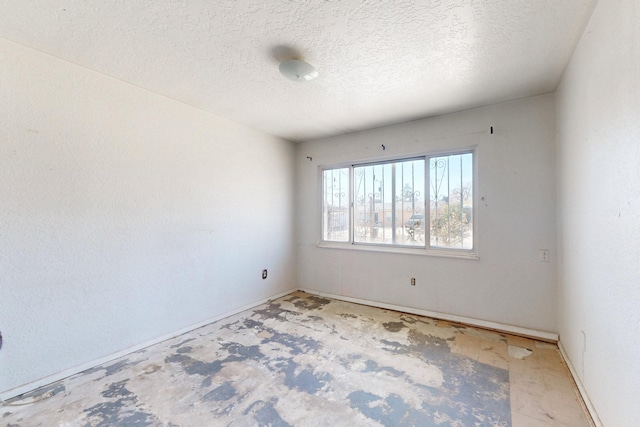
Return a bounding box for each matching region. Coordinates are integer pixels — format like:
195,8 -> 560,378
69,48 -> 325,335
319,147 -> 478,260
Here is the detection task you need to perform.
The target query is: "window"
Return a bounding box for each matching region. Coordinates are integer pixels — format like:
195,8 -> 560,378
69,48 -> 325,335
322,168 -> 350,242
429,152 -> 474,250
353,158 -> 425,246
322,150 -> 475,254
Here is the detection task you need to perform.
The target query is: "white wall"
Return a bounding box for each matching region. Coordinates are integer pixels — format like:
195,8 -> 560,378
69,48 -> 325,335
0,38 -> 296,396
556,0 -> 640,425
296,95 -> 557,333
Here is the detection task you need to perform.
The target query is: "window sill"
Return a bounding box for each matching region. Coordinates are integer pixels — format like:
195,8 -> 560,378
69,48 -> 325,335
316,241 -> 479,260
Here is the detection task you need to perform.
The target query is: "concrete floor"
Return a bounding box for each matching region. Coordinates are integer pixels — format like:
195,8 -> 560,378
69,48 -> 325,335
3,292 -> 591,426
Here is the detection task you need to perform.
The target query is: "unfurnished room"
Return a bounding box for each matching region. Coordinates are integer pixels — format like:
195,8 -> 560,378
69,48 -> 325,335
0,1 -> 638,426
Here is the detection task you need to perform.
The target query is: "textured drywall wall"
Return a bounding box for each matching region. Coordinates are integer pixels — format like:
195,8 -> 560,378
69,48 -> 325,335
296,95 -> 557,333
0,38 -> 296,395
556,0 -> 640,425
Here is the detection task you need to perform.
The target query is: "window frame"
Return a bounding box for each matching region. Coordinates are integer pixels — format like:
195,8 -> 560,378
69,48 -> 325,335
318,147 -> 478,259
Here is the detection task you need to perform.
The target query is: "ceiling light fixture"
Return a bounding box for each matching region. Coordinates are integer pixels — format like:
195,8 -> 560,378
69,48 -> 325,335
279,59 -> 318,82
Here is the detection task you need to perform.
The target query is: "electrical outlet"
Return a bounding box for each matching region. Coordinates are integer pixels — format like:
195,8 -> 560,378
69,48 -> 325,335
262,269 -> 268,280
539,249 -> 549,262
410,277 -> 416,286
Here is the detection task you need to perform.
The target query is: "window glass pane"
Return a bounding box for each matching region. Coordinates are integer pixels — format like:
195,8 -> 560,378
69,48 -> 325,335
322,168 -> 350,242
353,163 -> 389,244
429,153 -> 473,249
354,159 -> 425,246
397,159 -> 426,246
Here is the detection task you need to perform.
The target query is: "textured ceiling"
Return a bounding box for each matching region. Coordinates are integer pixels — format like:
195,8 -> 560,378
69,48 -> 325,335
0,0 -> 596,142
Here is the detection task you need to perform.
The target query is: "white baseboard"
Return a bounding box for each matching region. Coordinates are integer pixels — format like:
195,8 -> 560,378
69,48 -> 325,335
3,286 -> 604,427
299,288 -> 559,342
2,287 -> 561,401
558,341 -> 602,427
0,288 -> 295,402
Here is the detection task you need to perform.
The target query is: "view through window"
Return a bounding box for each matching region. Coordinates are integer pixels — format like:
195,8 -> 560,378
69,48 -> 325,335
429,153 -> 474,249
322,151 -> 474,252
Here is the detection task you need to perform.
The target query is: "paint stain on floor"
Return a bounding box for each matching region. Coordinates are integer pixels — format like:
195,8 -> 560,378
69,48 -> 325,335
2,292 -> 590,426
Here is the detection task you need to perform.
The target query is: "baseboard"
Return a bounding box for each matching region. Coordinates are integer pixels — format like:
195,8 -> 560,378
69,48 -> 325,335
0,288 -> 296,402
299,288 -> 559,342
558,341 -> 603,427
1,287 -> 559,401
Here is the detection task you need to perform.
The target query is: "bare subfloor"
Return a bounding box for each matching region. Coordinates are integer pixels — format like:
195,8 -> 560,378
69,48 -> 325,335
3,292 -> 591,426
